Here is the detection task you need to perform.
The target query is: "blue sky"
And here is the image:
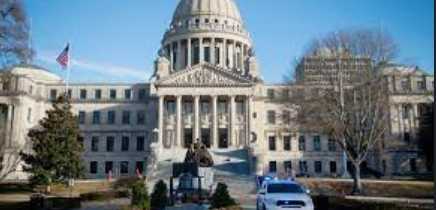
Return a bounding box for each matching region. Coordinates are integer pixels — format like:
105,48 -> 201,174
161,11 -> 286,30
25,0 -> 434,83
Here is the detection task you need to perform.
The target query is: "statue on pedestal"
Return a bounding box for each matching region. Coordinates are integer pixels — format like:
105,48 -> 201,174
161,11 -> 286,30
184,138 -> 214,167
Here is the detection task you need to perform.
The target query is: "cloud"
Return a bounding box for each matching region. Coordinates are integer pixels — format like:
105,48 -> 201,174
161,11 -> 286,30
37,52 -> 150,81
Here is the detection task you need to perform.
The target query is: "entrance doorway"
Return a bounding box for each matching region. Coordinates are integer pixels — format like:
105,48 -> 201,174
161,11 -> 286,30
218,128 -> 228,148
201,129 -> 211,148
184,128 -> 193,148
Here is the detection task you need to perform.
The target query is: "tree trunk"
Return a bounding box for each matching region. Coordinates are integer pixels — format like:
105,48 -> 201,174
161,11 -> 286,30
352,162 -> 362,195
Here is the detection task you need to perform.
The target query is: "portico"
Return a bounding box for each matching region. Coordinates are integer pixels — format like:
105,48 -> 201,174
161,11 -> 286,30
157,93 -> 252,149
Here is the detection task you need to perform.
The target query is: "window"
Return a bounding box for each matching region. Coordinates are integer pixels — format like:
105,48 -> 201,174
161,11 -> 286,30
193,45 -> 200,65
284,161 -> 292,172
90,161 -> 98,174
121,136 -> 129,151
313,136 -> 321,151
183,101 -> 194,114
106,136 -> 114,152
137,111 -> 146,125
138,89 -> 146,100
92,111 -> 101,124
136,161 -> 144,174
80,89 -> 87,99
107,111 -> 116,124
315,161 -> 322,173
204,46 -> 210,63
402,104 -> 411,119
218,100 -> 228,114
269,161 -> 277,173
201,101 -> 210,114
401,79 -> 410,91
78,111 -> 86,124
267,89 -> 275,99
136,136 -> 145,151
27,108 -> 32,123
215,47 -> 220,64
67,89 -> 72,99
298,136 -> 306,151
417,81 -> 426,90
105,161 -> 113,174
328,139 -> 336,152
299,161 -> 308,173
267,183 -> 304,194
330,161 -> 337,174
122,111 -> 131,124
205,18 -> 209,23
410,159 -> 417,172
236,101 -> 245,114
267,111 -> 276,124
282,111 -> 291,124
404,132 -> 411,144
282,89 -> 290,99
124,89 -> 132,100
95,89 -> 102,99
283,136 -> 291,151
110,89 -> 117,99
120,161 -> 129,174
268,136 -> 276,151
49,89 -> 57,100
91,136 -> 99,152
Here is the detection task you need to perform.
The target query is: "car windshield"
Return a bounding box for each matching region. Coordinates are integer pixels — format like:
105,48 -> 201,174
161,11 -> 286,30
267,183 -> 304,193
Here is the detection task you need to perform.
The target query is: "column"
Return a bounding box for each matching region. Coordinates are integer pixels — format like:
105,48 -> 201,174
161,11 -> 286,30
169,43 -> 174,71
194,95 -> 200,141
212,95 -> 218,148
199,37 -> 204,64
176,96 -> 182,147
6,104 -> 13,148
187,38 -> 192,68
229,95 -> 236,146
223,39 -> 227,68
241,44 -> 246,72
158,96 -> 164,148
232,41 -> 237,69
177,40 -> 182,70
211,38 -> 216,65
246,96 -> 252,147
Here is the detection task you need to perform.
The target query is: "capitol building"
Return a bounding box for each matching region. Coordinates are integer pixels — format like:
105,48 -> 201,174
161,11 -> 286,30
0,0 -> 434,180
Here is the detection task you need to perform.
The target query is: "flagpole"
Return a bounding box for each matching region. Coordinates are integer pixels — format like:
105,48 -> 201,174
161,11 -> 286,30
65,42 -> 71,96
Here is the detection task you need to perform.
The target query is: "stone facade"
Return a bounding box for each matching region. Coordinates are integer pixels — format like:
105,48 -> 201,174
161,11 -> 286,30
0,0 -> 433,180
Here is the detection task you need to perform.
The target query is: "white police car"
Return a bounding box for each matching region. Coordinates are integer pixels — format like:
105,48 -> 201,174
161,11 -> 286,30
256,179 -> 314,210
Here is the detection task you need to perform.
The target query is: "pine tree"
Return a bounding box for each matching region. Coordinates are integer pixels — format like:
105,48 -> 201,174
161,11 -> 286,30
21,95 -> 84,188
151,180 -> 168,210
210,183 -> 236,209
131,180 -> 150,210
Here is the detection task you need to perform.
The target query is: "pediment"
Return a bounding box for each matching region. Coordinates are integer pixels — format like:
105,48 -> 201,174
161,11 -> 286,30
156,64 -> 254,87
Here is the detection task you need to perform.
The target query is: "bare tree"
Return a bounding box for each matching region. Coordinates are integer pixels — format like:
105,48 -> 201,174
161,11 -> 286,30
0,0 -> 34,70
0,0 -> 33,181
290,27 -> 398,194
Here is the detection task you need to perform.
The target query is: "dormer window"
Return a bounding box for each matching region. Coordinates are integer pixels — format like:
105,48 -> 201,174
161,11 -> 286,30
195,18 -> 200,25
215,19 -> 219,24
205,18 -> 209,23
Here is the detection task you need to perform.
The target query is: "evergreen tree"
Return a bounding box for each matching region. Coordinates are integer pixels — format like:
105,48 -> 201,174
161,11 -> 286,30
210,183 -> 236,209
131,180 -> 150,210
150,180 -> 168,210
21,95 -> 84,188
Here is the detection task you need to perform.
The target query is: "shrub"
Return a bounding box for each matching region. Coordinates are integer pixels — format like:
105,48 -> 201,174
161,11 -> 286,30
131,180 -> 150,210
150,180 -> 169,210
210,183 -> 237,209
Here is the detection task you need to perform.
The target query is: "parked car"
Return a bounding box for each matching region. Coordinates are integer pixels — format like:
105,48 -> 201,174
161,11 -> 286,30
256,179 -> 314,210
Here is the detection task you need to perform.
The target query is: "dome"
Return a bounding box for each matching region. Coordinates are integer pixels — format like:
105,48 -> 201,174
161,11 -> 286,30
11,65 -> 62,84
172,0 -> 242,23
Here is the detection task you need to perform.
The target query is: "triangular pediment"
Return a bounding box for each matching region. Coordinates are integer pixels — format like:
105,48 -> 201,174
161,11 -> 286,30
156,64 -> 254,87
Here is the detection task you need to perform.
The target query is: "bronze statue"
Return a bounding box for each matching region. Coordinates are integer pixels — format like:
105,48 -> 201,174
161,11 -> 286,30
184,138 -> 214,167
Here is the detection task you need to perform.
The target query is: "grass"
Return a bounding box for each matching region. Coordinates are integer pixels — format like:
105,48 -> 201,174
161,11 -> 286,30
313,196 -> 432,210
298,178 -> 434,198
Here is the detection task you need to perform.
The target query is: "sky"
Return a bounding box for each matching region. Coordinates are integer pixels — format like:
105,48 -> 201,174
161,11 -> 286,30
25,0 -> 434,84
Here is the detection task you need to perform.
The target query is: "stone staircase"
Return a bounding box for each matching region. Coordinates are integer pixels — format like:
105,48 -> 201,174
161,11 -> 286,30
147,147 -> 253,189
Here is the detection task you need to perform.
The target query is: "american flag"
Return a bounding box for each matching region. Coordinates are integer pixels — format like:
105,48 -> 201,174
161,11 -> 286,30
56,43 -> 70,69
